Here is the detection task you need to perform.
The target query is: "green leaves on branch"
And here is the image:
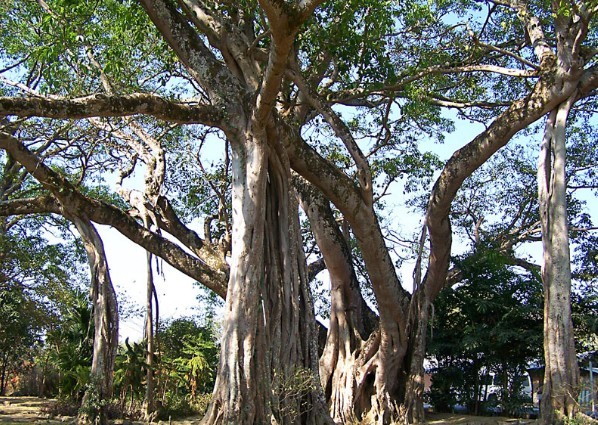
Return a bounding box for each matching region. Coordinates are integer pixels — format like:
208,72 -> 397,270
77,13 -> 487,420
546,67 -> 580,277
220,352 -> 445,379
1,0 -> 175,95
298,0 -> 398,88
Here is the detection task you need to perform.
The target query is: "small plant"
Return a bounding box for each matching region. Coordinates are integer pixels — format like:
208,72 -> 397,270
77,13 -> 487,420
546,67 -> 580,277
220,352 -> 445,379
78,376 -> 108,424
157,392 -> 212,420
563,412 -> 598,425
273,367 -> 318,422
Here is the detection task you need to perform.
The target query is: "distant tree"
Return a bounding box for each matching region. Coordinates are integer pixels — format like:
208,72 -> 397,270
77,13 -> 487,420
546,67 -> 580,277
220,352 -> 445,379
0,284 -> 41,395
47,289 -> 94,401
146,317 -> 219,418
113,339 -> 146,413
0,207 -> 88,397
428,246 -> 544,415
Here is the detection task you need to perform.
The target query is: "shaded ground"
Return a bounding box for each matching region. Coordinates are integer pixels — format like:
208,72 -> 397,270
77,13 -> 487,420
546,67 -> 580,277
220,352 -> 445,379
426,413 -> 537,424
0,396 -> 537,424
0,396 -> 69,424
0,396 -> 199,425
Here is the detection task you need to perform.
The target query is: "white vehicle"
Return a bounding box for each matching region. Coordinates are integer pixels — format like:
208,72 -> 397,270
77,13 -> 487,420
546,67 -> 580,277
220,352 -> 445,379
481,372 -> 533,402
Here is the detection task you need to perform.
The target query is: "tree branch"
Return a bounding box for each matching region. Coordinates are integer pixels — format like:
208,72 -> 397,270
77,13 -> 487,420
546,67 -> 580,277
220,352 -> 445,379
0,131 -> 228,297
287,63 -> 374,206
0,195 -> 62,216
421,67 -> 580,302
0,94 -> 224,126
307,257 -> 326,282
139,0 -> 242,106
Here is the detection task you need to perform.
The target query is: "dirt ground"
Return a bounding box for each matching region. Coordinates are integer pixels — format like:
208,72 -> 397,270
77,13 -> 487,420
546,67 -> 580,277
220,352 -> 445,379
0,396 -> 536,424
425,413 -> 536,424
0,396 -> 67,424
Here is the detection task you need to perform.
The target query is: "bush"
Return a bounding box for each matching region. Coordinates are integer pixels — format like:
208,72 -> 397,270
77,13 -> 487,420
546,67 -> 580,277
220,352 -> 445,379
42,398 -> 80,418
157,393 -> 212,420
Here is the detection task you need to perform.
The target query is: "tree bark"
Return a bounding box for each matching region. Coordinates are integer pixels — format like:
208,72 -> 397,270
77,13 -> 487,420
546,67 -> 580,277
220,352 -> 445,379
537,94 -> 580,424
296,179 -> 376,423
72,217 -> 119,425
202,130 -> 330,425
144,248 -> 156,420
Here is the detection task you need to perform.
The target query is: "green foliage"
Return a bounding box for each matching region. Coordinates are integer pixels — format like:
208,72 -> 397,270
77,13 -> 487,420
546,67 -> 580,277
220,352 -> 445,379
46,289 -> 94,401
298,0 -> 398,88
0,0 -> 175,95
428,364 -> 462,412
571,278 -> 598,352
156,317 -> 219,397
0,212 -> 90,396
0,284 -> 42,394
113,338 -> 146,412
112,317 -> 219,418
78,375 -> 108,423
428,245 -> 543,413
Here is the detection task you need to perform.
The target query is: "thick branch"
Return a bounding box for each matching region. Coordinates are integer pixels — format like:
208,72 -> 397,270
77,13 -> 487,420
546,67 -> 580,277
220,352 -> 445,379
0,94 -> 224,125
155,196 -> 229,275
285,124 -> 409,330
253,0 -> 324,124
288,65 -> 374,206
421,71 -> 580,302
0,132 -> 228,297
0,195 -> 62,216
140,0 -> 242,106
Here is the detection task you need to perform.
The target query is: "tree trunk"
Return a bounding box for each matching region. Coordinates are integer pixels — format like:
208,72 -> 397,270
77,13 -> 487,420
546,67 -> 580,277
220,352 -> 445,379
202,129 -> 330,425
339,208 -> 408,424
144,248 -> 156,420
537,95 -> 580,425
402,290 -> 431,423
297,179 -> 377,423
0,354 -> 7,396
296,178 -> 435,424
72,217 -> 119,425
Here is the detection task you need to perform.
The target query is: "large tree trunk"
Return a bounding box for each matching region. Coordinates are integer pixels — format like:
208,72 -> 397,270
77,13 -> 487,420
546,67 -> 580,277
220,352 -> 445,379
297,180 -> 376,423
202,129 -> 330,425
297,178 -> 435,424
537,95 -> 580,425
342,208 -> 409,424
72,217 -> 119,425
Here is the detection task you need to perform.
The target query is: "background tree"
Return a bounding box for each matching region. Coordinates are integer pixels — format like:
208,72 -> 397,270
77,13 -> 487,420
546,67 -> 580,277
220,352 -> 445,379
0,283 -> 41,395
154,317 -> 219,417
113,339 -> 146,415
428,246 -> 544,415
48,289 -> 94,402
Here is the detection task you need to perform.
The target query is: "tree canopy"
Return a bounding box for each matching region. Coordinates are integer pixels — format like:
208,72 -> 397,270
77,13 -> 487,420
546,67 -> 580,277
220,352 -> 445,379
0,0 -> 596,424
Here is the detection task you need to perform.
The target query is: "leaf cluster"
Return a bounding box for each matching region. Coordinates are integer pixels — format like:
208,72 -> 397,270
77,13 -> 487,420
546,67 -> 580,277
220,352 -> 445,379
428,245 -> 544,410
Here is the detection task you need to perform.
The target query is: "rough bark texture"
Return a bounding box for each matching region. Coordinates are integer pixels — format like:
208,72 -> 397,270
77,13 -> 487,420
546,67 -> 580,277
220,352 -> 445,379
538,96 -> 580,424
71,217 -> 119,425
0,93 -> 224,125
202,132 -> 330,424
297,179 -> 376,423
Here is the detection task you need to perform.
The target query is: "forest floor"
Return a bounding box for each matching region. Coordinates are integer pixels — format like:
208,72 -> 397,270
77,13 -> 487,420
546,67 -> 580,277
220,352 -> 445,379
0,396 -> 537,424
